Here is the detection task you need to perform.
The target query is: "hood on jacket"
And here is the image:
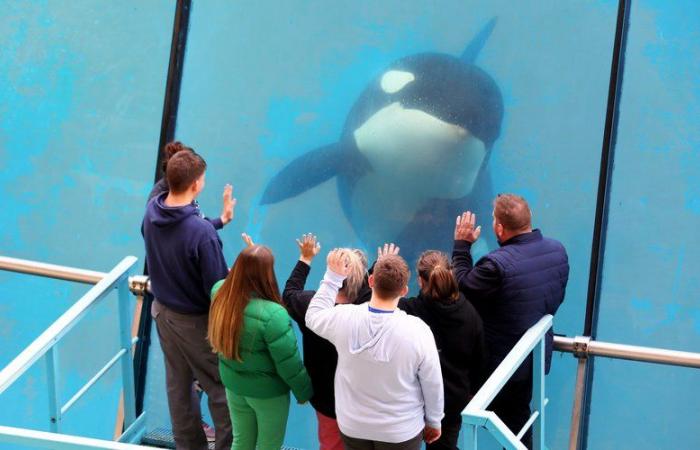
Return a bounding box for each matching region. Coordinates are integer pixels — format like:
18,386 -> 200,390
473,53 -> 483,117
419,292 -> 472,326
147,193 -> 201,228
349,306 -> 405,362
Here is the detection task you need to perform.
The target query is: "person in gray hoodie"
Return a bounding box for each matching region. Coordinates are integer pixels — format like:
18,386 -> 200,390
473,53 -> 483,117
306,248 -> 444,450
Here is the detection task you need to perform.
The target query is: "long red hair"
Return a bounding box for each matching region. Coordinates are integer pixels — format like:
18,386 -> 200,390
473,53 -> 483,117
208,245 -> 281,361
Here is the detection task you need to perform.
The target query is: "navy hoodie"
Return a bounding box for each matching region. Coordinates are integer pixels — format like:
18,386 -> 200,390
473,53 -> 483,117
142,193 -> 228,314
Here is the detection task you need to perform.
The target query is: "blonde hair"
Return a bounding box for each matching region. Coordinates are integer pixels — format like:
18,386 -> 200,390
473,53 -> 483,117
338,249 -> 368,302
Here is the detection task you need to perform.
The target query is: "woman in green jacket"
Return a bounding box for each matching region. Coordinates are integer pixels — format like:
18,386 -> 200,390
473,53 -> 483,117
208,244 -> 312,450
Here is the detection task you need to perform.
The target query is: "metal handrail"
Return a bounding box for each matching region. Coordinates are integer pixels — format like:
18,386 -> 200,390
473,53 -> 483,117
0,255 -> 106,284
553,334 -> 700,449
0,256 -> 145,448
554,335 -> 700,368
0,255 -> 150,295
0,256 -> 136,393
461,315 -> 553,450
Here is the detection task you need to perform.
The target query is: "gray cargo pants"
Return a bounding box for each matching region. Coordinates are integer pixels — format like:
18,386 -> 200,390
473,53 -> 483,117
341,431 -> 423,450
152,300 -> 232,450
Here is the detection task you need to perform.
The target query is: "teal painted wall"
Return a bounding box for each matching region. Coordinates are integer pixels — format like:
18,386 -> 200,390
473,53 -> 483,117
0,0 -> 174,441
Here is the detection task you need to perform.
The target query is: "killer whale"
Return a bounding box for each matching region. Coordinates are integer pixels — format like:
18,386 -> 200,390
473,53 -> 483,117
261,18 -> 503,262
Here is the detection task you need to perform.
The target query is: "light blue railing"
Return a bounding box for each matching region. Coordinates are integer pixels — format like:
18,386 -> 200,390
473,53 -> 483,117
0,256 -> 154,449
461,314 -> 553,450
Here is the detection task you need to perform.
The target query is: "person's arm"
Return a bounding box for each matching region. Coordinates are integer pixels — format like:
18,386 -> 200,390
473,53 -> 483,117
418,327 -> 444,442
198,237 -> 229,297
451,211 -> 502,304
452,242 -> 502,302
305,250 -> 350,343
558,248 -> 570,307
265,306 -> 313,403
282,261 -> 315,323
283,234 -> 322,322
205,216 -> 224,230
203,216 -> 223,230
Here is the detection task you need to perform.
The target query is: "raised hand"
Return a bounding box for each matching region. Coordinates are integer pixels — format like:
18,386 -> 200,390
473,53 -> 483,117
423,426 -> 441,444
326,249 -> 351,277
241,233 -> 255,248
220,184 -> 236,225
454,211 -> 481,243
377,243 -> 400,260
296,233 -> 321,265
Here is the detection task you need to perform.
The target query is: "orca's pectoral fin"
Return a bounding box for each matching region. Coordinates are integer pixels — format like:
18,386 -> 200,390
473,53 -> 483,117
461,17 -> 498,63
261,142 -> 344,205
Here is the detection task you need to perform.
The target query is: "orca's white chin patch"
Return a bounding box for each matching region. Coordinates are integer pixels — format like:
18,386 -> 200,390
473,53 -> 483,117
350,102 -> 486,243
353,102 -> 485,199
380,71 -> 415,93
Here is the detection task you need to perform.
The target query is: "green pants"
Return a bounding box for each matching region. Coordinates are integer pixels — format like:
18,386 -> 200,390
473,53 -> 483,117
226,389 -> 290,450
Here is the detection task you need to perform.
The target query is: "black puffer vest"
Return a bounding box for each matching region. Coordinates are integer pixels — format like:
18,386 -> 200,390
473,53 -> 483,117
481,230 -> 569,380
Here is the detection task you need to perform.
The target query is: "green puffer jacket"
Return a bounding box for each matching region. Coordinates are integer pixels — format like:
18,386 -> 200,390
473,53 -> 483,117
211,280 -> 312,402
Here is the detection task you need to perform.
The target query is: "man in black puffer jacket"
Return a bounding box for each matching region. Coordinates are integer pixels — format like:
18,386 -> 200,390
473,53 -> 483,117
452,194 -> 569,449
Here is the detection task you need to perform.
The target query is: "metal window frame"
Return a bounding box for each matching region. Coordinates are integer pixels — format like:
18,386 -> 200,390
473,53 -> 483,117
132,0 -> 193,420
579,0 -> 632,447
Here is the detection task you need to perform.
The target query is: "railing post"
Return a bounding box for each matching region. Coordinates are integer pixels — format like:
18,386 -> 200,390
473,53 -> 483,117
117,276 -> 137,429
45,348 -> 61,433
532,338 -> 546,450
462,423 -> 478,449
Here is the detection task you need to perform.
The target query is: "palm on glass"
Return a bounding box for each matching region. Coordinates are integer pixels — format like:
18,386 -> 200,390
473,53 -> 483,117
377,243 -> 400,260
241,233 -> 255,248
454,211 -> 481,243
220,184 -> 236,225
296,234 -> 321,265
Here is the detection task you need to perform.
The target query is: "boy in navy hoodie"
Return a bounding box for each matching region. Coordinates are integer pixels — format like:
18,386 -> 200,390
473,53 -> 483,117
142,150 -> 233,450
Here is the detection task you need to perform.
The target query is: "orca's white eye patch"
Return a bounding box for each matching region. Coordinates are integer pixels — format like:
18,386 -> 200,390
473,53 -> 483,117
380,70 -> 415,93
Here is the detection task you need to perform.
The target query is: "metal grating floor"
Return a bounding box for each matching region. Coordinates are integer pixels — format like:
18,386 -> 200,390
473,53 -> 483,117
141,427 -> 304,449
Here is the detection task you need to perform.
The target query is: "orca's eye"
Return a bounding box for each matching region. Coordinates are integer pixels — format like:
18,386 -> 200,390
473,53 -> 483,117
380,71 -> 415,94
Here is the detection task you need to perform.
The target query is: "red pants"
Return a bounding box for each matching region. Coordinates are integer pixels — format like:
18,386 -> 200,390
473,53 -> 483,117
316,411 -> 344,450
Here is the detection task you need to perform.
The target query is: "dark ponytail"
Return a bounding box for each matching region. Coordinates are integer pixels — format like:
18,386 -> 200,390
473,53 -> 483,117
161,141 -> 193,173
417,251 -> 459,302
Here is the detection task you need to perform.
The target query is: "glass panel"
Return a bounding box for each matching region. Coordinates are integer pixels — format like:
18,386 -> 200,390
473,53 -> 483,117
170,1 -> 618,447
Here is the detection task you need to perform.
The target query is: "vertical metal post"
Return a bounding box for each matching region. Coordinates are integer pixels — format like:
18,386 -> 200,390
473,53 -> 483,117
117,277 -> 137,428
568,357 -> 588,450
461,423 -> 478,450
532,339 -> 545,450
44,348 -> 60,433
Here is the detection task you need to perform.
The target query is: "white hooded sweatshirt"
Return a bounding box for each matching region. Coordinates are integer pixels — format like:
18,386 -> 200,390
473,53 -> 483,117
306,269 -> 444,443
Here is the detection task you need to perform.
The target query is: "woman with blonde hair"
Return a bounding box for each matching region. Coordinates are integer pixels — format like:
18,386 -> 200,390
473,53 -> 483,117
209,244 -> 312,450
282,234 -> 370,450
